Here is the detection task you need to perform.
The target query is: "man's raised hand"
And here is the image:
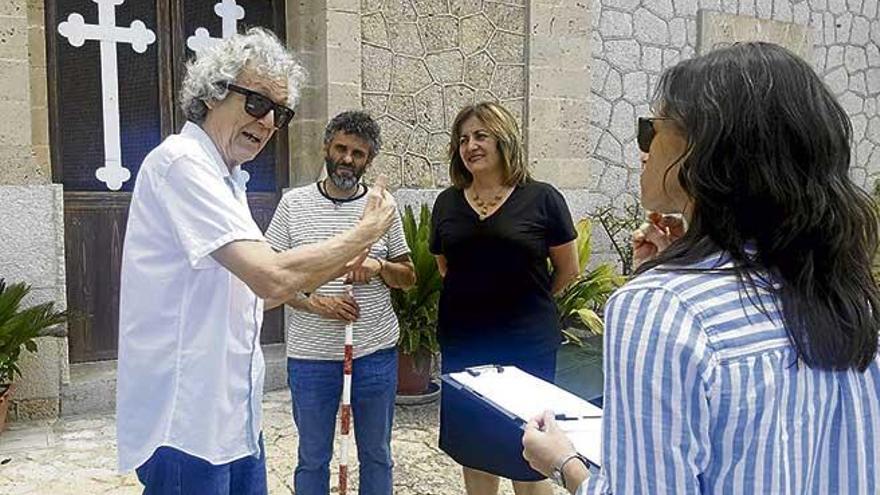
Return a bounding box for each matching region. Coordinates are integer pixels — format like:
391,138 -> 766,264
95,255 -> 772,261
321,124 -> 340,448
360,175 -> 397,242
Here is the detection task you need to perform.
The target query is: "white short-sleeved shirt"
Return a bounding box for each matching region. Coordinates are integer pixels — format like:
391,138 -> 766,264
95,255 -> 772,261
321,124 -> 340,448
116,122 -> 266,472
264,184 -> 410,360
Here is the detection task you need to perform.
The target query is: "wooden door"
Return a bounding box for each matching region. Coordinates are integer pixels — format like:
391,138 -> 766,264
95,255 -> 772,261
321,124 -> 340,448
46,0 -> 287,363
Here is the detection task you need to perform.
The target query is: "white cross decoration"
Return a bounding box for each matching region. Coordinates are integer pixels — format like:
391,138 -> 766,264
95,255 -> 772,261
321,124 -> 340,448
186,0 -> 245,53
58,0 -> 156,191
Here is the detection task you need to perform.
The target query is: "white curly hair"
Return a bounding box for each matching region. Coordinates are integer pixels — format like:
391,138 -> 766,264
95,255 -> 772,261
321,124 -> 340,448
179,27 -> 307,124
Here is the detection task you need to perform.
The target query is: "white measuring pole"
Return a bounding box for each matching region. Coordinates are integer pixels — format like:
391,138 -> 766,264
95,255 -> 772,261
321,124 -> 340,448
339,284 -> 354,494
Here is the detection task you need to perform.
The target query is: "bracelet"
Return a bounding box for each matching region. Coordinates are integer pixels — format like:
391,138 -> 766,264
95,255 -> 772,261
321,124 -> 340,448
552,451 -> 590,488
376,257 -> 386,273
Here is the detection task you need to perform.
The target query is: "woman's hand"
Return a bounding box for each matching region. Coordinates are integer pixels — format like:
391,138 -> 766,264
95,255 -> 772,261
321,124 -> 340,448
522,410 -> 576,475
632,212 -> 686,270
523,411 -> 590,493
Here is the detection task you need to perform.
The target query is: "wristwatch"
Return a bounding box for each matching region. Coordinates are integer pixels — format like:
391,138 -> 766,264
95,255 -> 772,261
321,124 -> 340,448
549,451 -> 590,488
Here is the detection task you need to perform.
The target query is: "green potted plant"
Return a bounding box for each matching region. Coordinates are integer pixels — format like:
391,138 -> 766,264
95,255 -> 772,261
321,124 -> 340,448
391,204 -> 442,396
0,279 -> 66,432
554,218 -> 624,401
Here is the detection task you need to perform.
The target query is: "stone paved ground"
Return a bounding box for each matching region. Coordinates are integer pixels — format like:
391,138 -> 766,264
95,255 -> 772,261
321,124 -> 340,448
0,390 -> 566,495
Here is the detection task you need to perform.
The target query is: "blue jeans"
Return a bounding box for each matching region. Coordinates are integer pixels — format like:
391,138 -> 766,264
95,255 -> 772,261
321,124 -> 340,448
287,346 -> 397,495
135,435 -> 266,495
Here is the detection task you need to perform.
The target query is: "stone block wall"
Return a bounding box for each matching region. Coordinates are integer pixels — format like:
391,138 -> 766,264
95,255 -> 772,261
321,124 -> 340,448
590,0 -> 880,206
0,0 -> 68,421
698,10 -> 812,57
0,184 -> 68,422
359,0 -> 529,189
0,0 -> 41,183
288,0 -> 330,184
364,0 -> 879,268
26,0 -> 50,180
527,0 -> 594,189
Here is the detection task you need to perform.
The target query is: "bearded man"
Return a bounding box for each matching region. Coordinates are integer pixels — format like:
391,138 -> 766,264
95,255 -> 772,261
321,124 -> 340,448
265,110 -> 415,495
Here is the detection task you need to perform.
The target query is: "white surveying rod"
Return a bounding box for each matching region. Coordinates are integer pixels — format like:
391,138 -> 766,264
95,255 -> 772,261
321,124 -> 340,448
339,284 -> 354,494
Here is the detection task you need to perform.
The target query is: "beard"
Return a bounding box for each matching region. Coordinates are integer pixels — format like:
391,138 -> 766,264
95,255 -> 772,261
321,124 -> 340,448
325,157 -> 362,191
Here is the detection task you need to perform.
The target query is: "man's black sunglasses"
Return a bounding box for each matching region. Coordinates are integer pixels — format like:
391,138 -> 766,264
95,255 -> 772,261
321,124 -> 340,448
637,117 -> 673,153
227,83 -> 295,129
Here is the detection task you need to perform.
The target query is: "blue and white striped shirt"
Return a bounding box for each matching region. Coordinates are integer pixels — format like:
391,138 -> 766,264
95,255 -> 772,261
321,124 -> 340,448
580,254 -> 880,494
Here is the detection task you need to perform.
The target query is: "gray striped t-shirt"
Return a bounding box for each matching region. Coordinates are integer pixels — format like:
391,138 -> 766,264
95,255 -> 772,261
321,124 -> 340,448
265,183 -> 410,360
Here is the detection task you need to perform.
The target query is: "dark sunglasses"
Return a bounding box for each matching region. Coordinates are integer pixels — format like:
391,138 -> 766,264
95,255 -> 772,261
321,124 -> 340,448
637,117 -> 673,153
226,83 -> 295,129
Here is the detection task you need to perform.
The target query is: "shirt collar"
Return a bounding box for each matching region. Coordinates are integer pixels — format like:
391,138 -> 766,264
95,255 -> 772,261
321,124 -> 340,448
181,121 -> 249,193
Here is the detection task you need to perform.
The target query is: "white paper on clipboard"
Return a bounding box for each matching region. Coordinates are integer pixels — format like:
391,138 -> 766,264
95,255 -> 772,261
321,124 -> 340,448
447,365 -> 603,467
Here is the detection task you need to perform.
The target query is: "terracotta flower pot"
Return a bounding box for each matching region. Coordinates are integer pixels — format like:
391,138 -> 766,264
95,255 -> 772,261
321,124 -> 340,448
397,351 -> 432,396
0,382 -> 15,434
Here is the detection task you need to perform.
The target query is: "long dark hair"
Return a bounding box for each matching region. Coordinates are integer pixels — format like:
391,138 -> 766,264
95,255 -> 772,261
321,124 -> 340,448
638,42 -> 879,371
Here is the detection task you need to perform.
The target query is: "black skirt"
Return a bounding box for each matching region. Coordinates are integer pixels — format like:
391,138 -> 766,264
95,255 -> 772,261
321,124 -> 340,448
439,345 -> 557,481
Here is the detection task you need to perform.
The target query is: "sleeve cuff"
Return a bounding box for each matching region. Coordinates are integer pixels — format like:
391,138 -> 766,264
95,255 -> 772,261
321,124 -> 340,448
388,247 -> 412,259
188,230 -> 267,270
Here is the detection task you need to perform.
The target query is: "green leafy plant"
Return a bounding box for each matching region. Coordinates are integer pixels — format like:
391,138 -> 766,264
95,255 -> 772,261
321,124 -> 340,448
555,218 -> 625,345
391,204 -> 441,358
0,279 -> 67,388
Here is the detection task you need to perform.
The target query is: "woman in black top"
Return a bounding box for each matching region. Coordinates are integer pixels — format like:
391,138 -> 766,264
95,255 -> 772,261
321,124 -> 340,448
430,102 -> 579,495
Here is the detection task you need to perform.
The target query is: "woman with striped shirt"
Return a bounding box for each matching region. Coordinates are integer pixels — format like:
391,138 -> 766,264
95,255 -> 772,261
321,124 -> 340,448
523,42 -> 880,494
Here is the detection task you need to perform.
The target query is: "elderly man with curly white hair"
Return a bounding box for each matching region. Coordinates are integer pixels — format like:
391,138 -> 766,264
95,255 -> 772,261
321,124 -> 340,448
115,28 -> 397,494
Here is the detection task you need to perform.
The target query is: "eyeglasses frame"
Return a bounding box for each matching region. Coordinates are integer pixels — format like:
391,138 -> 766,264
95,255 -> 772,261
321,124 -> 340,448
637,116 -> 674,154
226,83 -> 296,130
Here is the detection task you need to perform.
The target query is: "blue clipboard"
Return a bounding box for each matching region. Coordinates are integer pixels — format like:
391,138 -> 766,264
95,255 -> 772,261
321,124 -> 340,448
441,364 -> 603,470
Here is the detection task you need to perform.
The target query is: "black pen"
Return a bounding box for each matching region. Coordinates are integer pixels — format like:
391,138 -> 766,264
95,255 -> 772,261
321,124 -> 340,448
554,413 -> 602,421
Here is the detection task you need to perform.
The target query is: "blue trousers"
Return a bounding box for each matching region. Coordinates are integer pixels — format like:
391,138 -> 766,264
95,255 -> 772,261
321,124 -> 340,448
135,435 -> 266,495
287,346 -> 397,495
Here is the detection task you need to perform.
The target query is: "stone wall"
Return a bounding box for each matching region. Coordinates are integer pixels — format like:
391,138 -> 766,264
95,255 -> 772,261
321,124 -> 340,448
288,0 -> 328,185
289,0 -> 368,184
372,0 -> 880,266
0,0 -> 68,421
359,0 -> 529,188
526,0 -> 594,188
0,187 -> 68,422
590,0 -> 880,206
0,0 -> 40,182
698,10 -> 812,58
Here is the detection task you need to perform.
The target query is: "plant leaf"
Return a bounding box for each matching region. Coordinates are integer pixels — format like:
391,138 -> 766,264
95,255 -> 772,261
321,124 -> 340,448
575,309 -> 605,335
0,278 -> 66,381
391,205 -> 441,356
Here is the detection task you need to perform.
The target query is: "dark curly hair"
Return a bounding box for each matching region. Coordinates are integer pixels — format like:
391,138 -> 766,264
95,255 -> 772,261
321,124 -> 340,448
323,111 -> 382,160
